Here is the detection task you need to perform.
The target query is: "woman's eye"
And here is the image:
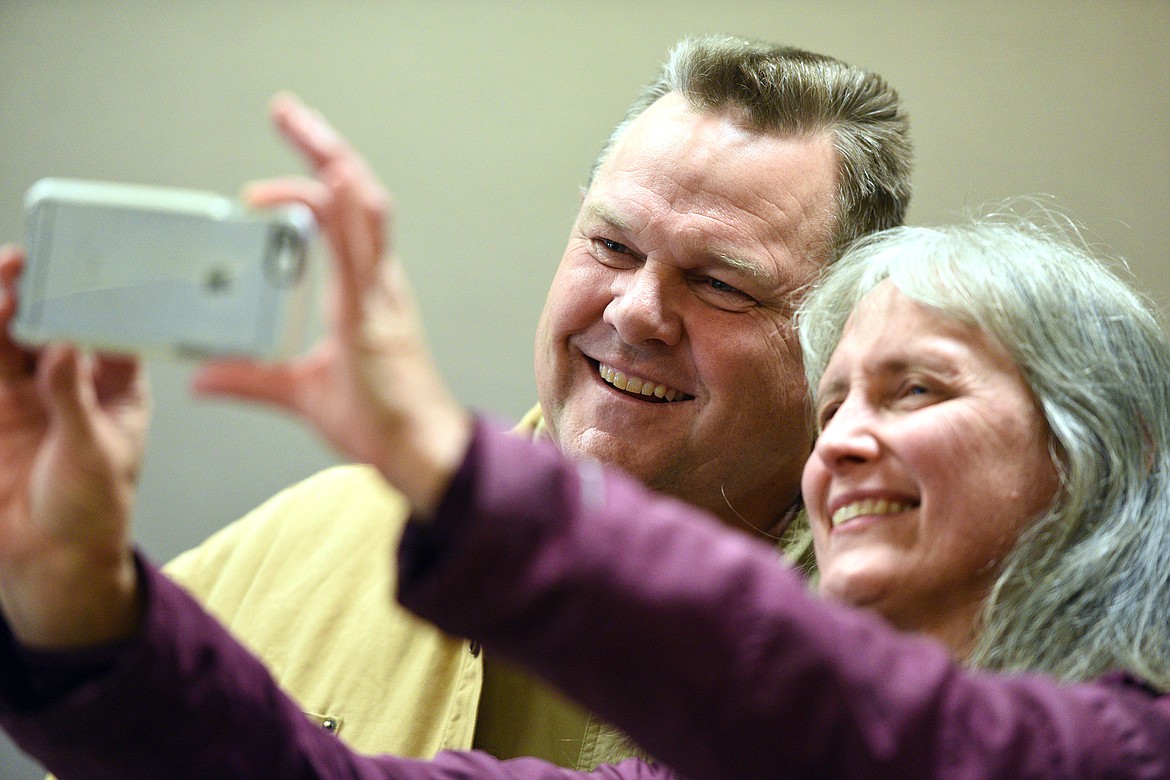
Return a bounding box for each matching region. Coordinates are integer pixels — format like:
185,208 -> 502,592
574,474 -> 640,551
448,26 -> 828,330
897,381 -> 939,406
817,402 -> 840,430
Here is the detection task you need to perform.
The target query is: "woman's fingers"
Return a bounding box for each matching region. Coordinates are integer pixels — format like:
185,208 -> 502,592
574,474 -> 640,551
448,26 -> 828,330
269,92 -> 351,174
252,94 -> 394,347
0,247 -> 39,382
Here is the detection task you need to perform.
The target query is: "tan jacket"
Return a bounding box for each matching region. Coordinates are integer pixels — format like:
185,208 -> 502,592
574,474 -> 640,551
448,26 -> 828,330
164,405 -> 814,769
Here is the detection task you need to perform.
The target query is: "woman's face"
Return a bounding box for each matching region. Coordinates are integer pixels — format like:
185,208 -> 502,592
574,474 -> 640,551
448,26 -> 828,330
801,282 -> 1061,654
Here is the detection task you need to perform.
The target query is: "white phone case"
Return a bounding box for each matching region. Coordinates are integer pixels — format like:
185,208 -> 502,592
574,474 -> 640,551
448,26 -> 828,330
14,178 -> 317,360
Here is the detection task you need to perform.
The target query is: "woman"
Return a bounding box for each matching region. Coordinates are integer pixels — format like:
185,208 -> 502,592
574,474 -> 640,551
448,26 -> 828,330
0,105 -> 1167,776
797,219 -> 1170,689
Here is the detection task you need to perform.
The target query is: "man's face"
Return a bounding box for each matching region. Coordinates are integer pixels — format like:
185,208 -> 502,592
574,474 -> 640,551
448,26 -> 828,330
535,93 -> 838,535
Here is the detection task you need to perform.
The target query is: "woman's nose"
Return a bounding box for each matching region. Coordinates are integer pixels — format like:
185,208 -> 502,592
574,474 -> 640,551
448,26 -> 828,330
813,395 -> 881,470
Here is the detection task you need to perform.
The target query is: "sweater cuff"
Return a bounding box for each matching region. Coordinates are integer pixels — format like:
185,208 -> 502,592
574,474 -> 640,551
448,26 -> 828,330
397,414 -> 494,592
0,553 -> 149,713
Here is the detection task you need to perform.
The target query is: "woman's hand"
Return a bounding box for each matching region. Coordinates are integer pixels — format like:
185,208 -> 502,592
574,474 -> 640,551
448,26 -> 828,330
0,246 -> 148,648
193,94 -> 472,516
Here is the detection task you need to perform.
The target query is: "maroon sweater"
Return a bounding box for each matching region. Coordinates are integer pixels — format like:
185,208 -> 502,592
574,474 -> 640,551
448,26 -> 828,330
1,419 -> 1167,778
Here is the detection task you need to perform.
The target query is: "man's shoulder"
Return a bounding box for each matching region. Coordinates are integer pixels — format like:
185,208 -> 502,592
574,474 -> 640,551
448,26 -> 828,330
162,463 -> 481,756
165,464 -> 411,607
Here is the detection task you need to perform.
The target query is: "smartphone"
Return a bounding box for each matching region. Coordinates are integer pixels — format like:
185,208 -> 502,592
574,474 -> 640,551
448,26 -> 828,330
13,178 -> 317,360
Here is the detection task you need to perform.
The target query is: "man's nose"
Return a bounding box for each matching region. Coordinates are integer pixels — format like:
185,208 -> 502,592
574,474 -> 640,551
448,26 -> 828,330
603,267 -> 683,346
813,395 -> 881,470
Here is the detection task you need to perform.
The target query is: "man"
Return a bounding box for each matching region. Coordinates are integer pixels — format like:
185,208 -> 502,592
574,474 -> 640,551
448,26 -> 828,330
165,34 -> 911,769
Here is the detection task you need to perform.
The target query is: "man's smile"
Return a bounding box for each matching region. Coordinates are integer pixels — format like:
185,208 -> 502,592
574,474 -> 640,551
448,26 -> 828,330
596,362 -> 694,403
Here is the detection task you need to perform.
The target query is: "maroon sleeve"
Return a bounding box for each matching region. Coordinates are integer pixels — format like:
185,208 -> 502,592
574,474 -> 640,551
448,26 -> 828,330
0,556 -> 673,779
398,418 -> 1170,780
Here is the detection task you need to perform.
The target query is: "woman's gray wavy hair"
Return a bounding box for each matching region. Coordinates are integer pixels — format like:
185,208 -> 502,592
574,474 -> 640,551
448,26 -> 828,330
796,216 -> 1170,690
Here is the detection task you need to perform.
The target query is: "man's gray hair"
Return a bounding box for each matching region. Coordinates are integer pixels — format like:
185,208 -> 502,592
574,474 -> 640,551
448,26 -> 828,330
591,34 -> 913,261
797,216 -> 1170,690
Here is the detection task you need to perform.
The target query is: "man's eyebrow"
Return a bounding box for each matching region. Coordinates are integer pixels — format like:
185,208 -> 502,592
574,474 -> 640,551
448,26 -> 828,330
581,202 -> 633,232
711,251 -> 772,283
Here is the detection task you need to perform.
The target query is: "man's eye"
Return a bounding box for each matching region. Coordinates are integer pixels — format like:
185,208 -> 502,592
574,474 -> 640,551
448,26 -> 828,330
707,278 -> 744,295
690,275 -> 758,312
700,277 -> 756,306
591,237 -> 640,270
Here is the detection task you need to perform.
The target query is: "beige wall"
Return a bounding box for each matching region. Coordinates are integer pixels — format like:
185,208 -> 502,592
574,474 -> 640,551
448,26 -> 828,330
1,1 -> 1168,773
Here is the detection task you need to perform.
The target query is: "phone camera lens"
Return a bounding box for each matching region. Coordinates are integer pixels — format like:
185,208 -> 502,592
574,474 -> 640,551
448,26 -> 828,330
265,225 -> 306,288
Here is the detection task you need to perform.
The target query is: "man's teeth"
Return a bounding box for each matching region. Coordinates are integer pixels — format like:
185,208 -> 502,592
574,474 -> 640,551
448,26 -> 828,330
598,363 -> 688,401
831,498 -> 912,527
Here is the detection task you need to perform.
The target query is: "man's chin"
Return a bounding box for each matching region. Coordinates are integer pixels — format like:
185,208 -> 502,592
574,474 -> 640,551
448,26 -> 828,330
563,428 -> 679,480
